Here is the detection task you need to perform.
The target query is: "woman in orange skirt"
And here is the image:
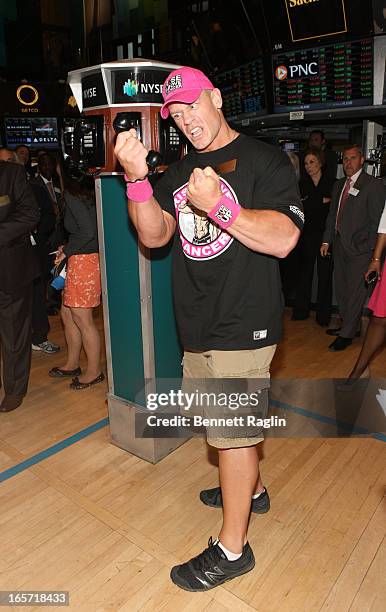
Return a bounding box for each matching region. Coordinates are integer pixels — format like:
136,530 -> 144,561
49,174 -> 104,389
342,203 -> 386,385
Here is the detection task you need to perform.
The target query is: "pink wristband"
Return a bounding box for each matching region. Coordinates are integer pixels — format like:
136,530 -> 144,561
207,195 -> 241,229
126,178 -> 153,203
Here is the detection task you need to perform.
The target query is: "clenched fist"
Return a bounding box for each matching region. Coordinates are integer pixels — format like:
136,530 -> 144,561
114,129 -> 149,182
187,166 -> 222,214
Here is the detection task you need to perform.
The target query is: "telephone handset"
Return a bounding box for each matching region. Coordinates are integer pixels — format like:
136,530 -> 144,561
61,116 -> 105,177
113,112 -> 162,171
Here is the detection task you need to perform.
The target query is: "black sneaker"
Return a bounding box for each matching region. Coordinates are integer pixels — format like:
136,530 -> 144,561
200,486 -> 270,514
170,537 -> 255,591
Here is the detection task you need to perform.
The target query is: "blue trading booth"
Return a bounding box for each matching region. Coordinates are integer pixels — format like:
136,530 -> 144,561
66,60 -> 188,463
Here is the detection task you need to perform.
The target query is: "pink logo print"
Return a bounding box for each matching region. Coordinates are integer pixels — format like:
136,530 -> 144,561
165,74 -> 182,95
215,204 -> 232,224
173,177 -> 236,261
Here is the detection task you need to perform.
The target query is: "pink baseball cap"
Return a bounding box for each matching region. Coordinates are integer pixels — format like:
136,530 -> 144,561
160,66 -> 214,119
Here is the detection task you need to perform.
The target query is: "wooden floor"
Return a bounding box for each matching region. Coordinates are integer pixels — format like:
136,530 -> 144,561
0,309 -> 385,611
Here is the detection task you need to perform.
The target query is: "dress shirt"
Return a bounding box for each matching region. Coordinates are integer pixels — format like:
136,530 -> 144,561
40,175 -> 57,202
335,168 -> 362,223
378,202 -> 386,233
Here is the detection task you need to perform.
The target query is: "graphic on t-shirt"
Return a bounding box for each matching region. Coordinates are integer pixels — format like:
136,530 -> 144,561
173,177 -> 236,261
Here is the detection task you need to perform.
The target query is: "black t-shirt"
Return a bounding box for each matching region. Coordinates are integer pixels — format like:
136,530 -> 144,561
299,173 -> 335,234
154,134 -> 303,351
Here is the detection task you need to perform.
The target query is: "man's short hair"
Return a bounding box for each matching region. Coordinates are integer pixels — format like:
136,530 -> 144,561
38,152 -> 54,166
343,143 -> 363,156
309,129 -> 325,140
0,148 -> 18,162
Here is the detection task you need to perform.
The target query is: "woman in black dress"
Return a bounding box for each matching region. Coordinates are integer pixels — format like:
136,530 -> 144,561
292,148 -> 334,325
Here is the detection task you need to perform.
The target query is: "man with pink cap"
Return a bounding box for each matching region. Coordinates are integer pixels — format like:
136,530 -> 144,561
115,65 -> 303,591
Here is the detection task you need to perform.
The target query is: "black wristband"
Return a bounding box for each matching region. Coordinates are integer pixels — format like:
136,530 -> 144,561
124,174 -> 148,183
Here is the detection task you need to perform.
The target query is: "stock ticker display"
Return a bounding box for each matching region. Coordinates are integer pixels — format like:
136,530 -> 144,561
214,58 -> 266,119
272,38 -> 373,113
4,117 -> 59,149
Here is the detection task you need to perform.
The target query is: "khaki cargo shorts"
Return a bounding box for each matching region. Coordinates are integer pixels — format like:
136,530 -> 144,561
182,345 -> 276,449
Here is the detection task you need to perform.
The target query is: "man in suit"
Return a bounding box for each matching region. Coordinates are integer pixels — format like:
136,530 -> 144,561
35,153 -> 61,209
0,158 -> 40,411
15,145 -> 36,179
29,178 -> 60,354
35,153 -> 64,315
321,144 -> 385,351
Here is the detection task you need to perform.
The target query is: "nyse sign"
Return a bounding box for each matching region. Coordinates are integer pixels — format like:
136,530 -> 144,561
285,0 -> 347,42
81,72 -> 107,108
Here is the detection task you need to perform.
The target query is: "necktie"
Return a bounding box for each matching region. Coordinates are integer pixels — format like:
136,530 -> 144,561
47,180 -> 56,202
336,178 -> 351,231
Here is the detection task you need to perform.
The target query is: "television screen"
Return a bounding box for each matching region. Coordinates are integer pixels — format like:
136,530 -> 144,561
214,58 -> 267,120
284,0 -> 347,44
5,116 -> 59,149
272,38 -> 373,113
281,141 -> 300,153
263,0 -> 373,51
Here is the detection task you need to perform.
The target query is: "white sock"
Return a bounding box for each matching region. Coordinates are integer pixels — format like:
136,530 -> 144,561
252,487 -> 265,499
215,539 -> 242,561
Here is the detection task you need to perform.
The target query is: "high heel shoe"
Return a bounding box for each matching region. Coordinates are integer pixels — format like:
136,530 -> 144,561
336,367 -> 370,392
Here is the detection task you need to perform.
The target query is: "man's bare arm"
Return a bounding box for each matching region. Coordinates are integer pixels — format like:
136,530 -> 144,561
114,129 -> 176,247
127,196 -> 176,247
226,208 -> 300,258
187,167 -> 300,258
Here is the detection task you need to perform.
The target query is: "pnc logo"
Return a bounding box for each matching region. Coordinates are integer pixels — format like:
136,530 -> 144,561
289,62 -> 318,77
275,62 -> 318,79
275,65 -> 288,80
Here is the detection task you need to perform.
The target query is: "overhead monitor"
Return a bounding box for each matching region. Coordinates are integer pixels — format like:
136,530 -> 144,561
214,58 -> 267,120
264,0 -> 373,51
281,141 -> 300,153
284,0 -> 347,43
4,116 -> 59,149
272,38 -> 373,113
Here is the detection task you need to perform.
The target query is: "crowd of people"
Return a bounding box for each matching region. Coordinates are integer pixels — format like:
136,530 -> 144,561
283,130 -> 386,357
1,128 -> 385,404
0,146 -> 103,412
